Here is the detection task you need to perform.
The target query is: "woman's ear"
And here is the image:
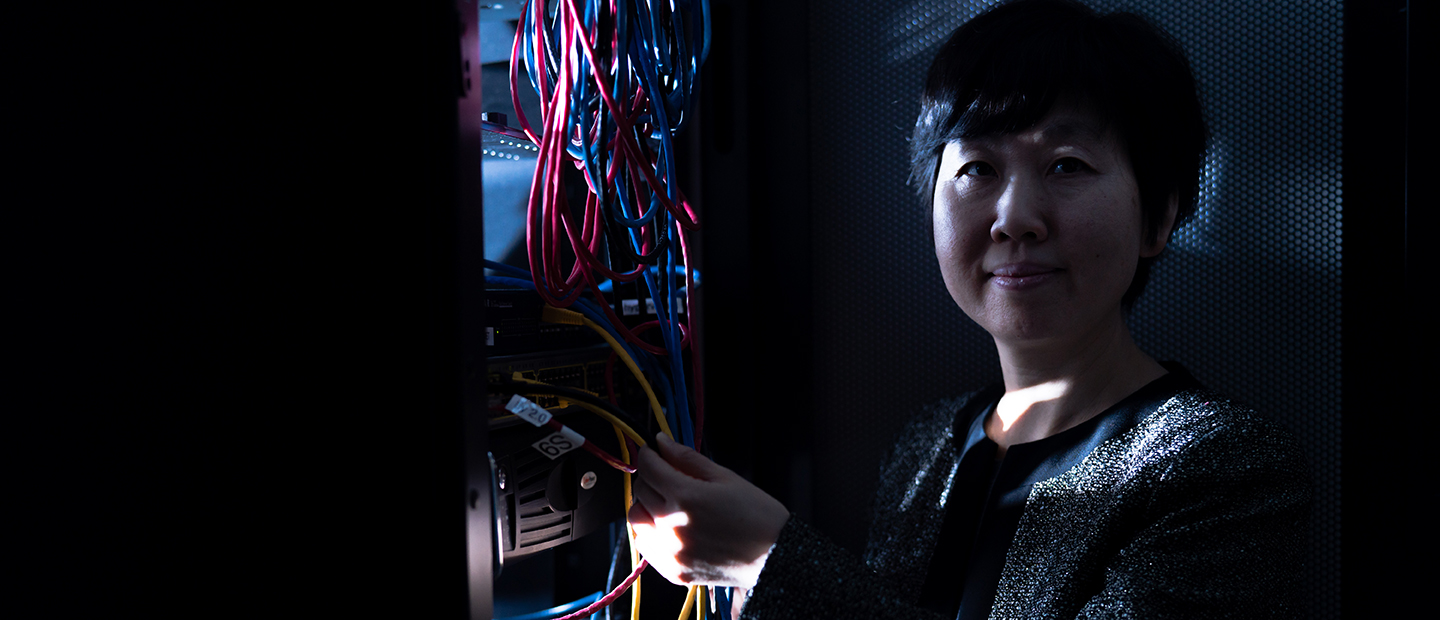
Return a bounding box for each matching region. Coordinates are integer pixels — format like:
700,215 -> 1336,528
1141,191 -> 1180,258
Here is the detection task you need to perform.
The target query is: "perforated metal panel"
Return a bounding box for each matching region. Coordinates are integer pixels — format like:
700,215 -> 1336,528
806,1 -> 1341,617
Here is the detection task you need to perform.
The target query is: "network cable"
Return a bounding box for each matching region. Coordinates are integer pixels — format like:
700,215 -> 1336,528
491,2 -> 713,618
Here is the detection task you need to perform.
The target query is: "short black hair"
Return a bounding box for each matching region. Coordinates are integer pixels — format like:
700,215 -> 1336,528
910,0 -> 1208,308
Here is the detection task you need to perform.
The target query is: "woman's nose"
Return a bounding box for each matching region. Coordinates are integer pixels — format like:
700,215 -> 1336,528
990,179 -> 1049,243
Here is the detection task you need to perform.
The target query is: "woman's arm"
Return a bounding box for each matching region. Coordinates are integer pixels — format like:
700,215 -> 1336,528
739,517 -> 951,620
629,434 -> 952,620
630,395 -> 972,620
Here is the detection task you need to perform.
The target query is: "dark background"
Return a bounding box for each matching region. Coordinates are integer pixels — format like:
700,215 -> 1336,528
9,1 -> 1419,618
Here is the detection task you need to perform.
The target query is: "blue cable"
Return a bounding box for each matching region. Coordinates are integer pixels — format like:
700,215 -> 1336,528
609,167 -> 663,228
720,587 -> 731,620
483,264 -> 680,435
484,260 -> 532,280
499,1 -> 711,606
640,349 -> 679,443
507,0 -> 710,447
665,229 -> 693,447
519,0 -> 708,144
628,29 -> 676,182
483,274 -> 644,373
639,253 -> 691,447
494,591 -> 604,620
658,234 -> 686,428
592,265 -> 699,293
625,27 -> 690,443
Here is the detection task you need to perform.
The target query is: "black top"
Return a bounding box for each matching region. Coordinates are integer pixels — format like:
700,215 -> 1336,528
916,363 -> 1201,620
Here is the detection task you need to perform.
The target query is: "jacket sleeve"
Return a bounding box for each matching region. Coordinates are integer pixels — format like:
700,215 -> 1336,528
1070,414 -> 1313,619
739,396 -> 972,620
739,516 -> 951,620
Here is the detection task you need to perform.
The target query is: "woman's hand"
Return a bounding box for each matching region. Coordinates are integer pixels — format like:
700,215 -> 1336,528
628,433 -> 790,589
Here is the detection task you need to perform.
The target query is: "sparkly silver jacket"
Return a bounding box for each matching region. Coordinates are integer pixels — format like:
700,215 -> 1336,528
743,389 -> 1311,619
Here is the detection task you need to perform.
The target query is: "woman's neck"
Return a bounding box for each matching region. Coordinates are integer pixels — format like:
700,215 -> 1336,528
986,315 -> 1167,452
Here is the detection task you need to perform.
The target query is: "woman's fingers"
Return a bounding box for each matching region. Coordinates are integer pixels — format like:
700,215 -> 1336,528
652,432 -> 723,480
624,432 -> 790,589
627,496 -> 654,527
633,434 -> 716,498
628,461 -> 693,585
631,474 -> 669,515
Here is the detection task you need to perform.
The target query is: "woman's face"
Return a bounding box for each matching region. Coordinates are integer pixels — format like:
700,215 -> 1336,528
932,105 -> 1170,346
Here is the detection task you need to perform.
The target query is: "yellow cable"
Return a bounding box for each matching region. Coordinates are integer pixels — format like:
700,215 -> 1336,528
506,376 -> 646,447
616,424 -> 641,620
517,309 -> 681,620
539,304 -> 673,440
676,585 -> 697,620
502,378 -> 649,617
617,425 -> 632,514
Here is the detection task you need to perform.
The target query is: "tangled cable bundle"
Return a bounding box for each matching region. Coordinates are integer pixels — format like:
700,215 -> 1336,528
494,2 -> 719,619
511,0 -> 709,450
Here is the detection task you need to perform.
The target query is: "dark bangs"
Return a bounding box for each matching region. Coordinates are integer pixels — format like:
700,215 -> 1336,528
911,0 -> 1126,207
928,22 -> 1109,145
908,0 -> 1208,308
909,0 -> 1207,242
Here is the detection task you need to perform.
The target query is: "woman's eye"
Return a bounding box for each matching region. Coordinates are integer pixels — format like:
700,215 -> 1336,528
958,161 -> 996,177
1050,158 -> 1089,174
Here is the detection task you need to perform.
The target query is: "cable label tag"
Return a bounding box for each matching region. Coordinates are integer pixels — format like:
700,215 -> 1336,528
506,394 -> 551,427
557,424 -> 584,446
533,430 -> 582,459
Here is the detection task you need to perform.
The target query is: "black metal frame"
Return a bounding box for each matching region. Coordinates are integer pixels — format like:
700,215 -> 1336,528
1341,1 -> 1414,614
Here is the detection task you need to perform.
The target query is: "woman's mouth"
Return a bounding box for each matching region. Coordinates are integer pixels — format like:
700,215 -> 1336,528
989,264 -> 1062,290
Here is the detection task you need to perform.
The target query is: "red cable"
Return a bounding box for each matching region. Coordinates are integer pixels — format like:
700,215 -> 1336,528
605,352 -> 619,405
511,0 -> 707,440
543,419 -> 636,474
492,401 -> 635,474
554,558 -> 648,620
629,320 -> 690,349
558,0 -> 700,229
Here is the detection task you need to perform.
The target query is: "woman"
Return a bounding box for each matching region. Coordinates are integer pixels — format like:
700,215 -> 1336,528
627,1 -> 1311,618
